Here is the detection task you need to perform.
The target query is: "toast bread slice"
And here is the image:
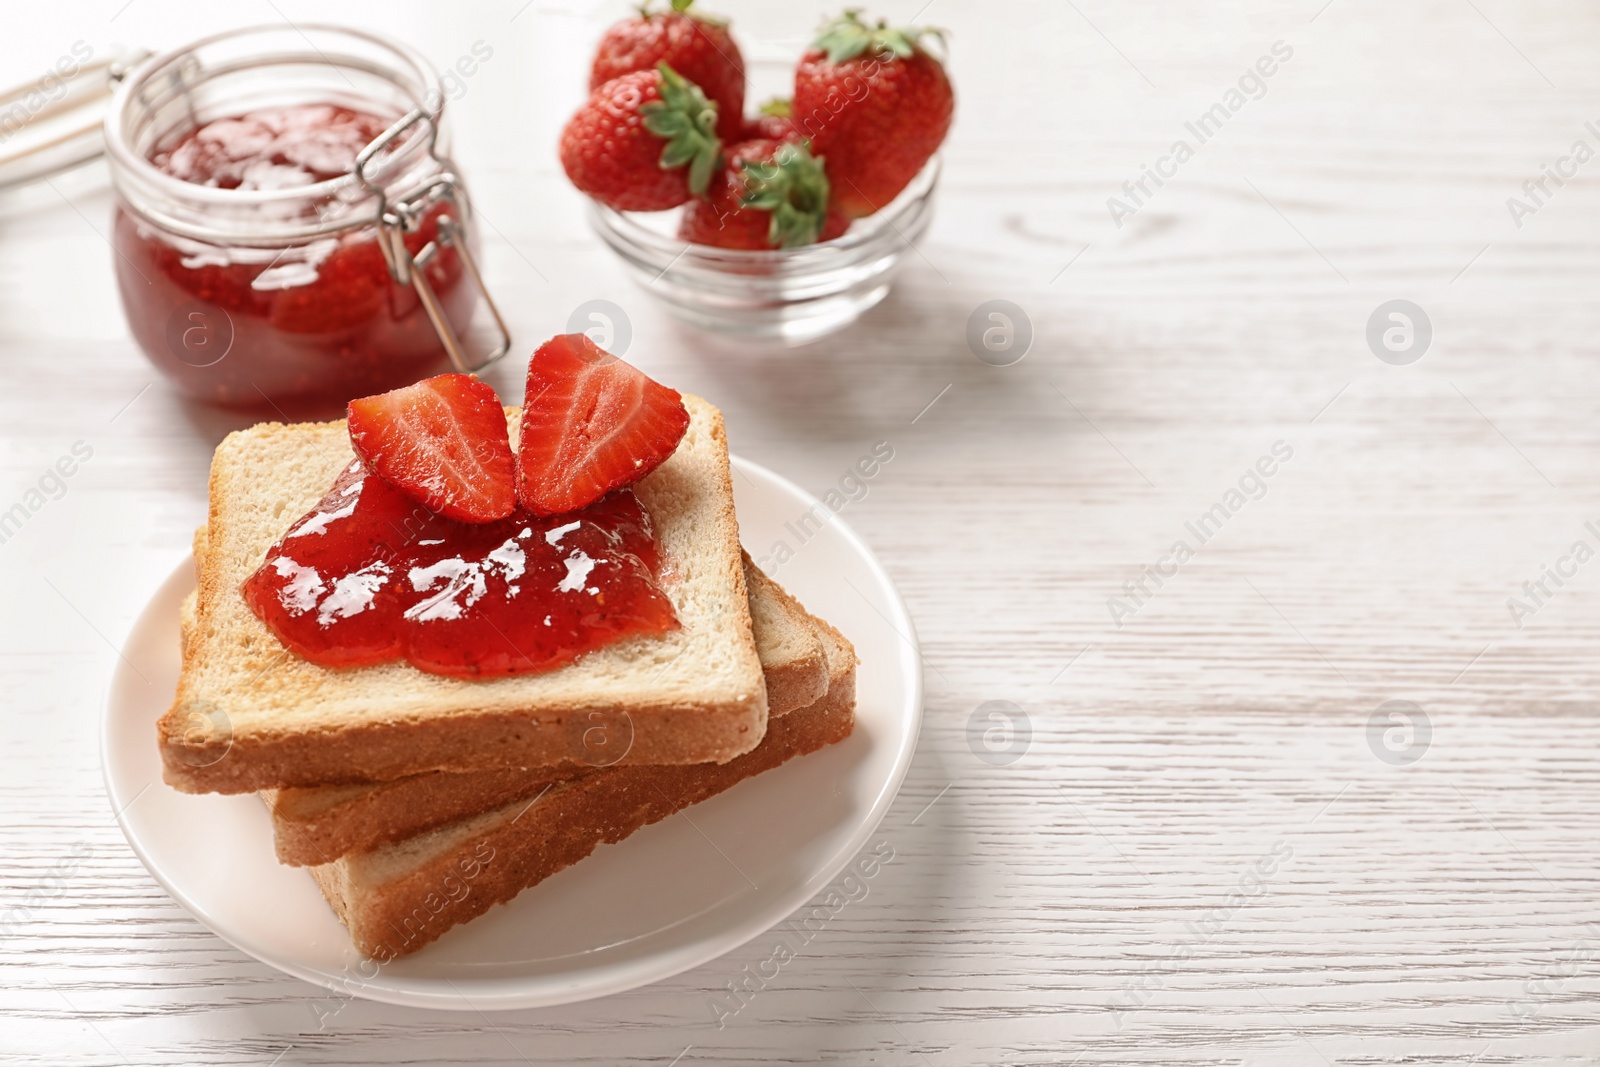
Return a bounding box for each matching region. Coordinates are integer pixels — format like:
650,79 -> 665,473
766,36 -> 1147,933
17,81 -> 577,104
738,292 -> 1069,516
309,619 -> 857,959
737,556 -> 829,718
255,555 -> 829,865
162,397 -> 768,793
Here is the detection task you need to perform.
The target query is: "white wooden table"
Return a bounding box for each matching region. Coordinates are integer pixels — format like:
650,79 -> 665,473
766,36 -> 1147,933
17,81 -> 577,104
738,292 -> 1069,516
6,0 -> 1600,1062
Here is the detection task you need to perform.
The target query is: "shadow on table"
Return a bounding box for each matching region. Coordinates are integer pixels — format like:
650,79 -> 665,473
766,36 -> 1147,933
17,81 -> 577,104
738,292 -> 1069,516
671,282 -> 1096,443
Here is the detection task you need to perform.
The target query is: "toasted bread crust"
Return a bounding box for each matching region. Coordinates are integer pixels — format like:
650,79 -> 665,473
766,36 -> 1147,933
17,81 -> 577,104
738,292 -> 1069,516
311,662 -> 857,960
266,766 -> 587,866
163,696 -> 767,792
162,397 -> 768,792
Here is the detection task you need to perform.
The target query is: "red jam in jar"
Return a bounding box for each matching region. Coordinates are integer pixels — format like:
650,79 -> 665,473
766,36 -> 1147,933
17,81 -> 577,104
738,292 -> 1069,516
147,105 -> 389,190
111,102 -> 475,410
242,460 -> 680,677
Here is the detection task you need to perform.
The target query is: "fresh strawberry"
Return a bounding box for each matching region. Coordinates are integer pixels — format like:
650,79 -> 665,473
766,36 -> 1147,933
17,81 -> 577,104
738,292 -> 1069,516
677,139 -> 834,249
739,98 -> 802,143
347,373 -> 516,523
792,11 -> 953,218
516,334 -> 690,516
560,63 -> 722,212
821,202 -> 852,241
590,0 -> 745,142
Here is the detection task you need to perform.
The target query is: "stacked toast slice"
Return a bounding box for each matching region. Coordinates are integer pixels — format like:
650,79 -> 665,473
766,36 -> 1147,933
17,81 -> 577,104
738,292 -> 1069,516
163,396 -> 856,958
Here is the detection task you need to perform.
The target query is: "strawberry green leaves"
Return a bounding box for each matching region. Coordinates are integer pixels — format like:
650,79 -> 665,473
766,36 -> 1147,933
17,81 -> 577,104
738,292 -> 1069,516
640,63 -> 722,197
811,9 -> 940,63
739,142 -> 832,249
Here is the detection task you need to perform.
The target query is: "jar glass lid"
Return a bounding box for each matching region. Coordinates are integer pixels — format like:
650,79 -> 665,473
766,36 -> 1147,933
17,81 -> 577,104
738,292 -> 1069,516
0,48 -> 150,192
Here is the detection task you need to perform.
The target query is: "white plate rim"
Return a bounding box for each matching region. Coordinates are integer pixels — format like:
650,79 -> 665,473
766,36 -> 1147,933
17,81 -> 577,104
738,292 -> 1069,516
100,453 -> 922,1010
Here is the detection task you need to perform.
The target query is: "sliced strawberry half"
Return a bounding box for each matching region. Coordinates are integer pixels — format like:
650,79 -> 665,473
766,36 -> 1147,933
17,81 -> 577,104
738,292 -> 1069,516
516,334 -> 691,516
347,373 -> 517,524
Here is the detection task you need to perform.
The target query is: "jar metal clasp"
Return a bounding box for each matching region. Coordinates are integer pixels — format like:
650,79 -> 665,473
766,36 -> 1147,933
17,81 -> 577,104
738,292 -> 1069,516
355,108 -> 511,375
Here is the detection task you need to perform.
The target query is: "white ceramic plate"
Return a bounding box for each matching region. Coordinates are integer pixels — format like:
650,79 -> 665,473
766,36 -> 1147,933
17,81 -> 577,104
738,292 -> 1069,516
101,455 -> 921,1010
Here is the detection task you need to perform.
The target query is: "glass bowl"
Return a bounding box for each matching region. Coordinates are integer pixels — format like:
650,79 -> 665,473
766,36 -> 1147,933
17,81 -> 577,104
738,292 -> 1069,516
587,157 -> 938,343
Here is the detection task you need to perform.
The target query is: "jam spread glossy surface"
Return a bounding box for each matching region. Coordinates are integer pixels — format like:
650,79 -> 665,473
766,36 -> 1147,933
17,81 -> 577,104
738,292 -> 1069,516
242,460 -> 679,676
114,104 -> 473,410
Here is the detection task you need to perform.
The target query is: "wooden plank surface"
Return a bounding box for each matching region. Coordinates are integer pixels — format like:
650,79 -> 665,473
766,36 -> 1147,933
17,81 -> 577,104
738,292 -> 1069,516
4,0 -> 1600,1062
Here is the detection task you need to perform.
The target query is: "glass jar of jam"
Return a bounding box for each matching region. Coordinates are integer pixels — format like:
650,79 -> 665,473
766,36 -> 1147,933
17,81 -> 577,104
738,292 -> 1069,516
103,25 -> 509,410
